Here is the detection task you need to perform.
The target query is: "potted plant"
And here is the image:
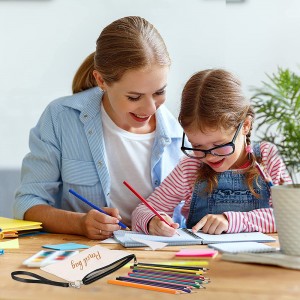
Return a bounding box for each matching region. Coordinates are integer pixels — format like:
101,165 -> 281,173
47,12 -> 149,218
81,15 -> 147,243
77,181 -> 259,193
251,67 -> 300,256
251,67 -> 300,183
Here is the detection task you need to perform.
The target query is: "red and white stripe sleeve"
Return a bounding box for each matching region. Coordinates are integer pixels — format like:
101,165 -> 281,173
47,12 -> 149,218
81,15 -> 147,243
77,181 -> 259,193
131,157 -> 198,233
224,142 -> 292,233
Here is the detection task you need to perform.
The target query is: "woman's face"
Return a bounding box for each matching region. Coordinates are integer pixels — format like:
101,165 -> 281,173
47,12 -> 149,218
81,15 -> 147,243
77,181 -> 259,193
94,65 -> 169,134
185,121 -> 251,172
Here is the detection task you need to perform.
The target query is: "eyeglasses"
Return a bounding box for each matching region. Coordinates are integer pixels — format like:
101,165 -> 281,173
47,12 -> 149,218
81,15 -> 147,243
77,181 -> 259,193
181,122 -> 243,159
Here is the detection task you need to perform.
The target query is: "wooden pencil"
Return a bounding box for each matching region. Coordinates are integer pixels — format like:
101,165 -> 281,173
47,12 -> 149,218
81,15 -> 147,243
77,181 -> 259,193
107,279 -> 184,294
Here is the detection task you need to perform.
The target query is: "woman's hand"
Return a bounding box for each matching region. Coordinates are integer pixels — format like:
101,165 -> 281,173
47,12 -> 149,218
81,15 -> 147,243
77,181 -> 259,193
80,208 -> 122,240
193,214 -> 229,235
148,215 -> 179,236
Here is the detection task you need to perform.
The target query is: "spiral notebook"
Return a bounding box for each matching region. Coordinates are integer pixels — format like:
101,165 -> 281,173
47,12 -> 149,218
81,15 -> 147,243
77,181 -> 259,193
113,229 -> 276,248
208,242 -> 277,253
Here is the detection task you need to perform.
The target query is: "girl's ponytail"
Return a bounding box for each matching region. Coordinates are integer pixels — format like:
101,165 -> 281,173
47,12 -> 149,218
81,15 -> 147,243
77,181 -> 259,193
245,121 -> 261,197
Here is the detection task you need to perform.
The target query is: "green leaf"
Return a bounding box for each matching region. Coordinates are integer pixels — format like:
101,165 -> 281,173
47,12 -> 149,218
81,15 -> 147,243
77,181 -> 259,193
251,67 -> 300,178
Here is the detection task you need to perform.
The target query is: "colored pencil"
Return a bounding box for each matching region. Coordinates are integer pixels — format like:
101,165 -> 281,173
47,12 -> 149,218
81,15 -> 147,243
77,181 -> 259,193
116,276 -> 192,293
129,269 -> 209,280
107,279 -> 184,294
127,272 -> 206,282
69,189 -> 128,229
255,162 -> 274,187
129,272 -> 207,284
160,260 -> 209,267
128,273 -> 203,288
130,267 -> 206,279
131,265 -> 203,274
135,261 -> 208,271
123,181 -> 180,235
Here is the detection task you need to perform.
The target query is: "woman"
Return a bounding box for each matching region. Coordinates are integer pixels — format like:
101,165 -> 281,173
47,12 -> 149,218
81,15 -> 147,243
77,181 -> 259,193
14,16 -> 183,240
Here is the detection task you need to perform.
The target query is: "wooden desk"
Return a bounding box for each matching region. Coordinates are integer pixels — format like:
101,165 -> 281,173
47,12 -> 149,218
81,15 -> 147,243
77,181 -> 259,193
1,233 -> 300,300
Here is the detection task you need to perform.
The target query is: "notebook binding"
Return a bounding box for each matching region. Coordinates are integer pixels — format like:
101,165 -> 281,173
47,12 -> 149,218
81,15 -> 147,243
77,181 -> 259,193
181,228 -> 202,239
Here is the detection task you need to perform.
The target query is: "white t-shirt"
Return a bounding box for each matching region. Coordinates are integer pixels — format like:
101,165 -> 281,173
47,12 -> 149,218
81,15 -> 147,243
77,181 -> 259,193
101,103 -> 155,227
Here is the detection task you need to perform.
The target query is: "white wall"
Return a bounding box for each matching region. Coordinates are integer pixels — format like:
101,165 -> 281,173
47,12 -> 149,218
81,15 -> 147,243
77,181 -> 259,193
0,0 -> 300,169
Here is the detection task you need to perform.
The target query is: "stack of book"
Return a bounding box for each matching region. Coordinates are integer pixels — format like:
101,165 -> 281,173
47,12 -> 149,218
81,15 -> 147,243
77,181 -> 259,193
0,217 -> 42,239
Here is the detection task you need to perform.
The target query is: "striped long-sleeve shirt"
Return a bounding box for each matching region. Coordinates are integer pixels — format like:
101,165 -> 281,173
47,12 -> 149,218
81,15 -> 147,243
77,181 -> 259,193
132,142 -> 292,234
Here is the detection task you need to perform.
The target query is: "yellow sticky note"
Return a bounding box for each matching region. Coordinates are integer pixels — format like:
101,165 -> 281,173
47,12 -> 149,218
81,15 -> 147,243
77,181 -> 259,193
0,238 -> 19,249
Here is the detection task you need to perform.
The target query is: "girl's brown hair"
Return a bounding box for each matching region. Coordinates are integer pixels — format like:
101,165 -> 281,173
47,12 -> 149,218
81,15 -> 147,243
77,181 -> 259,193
179,69 -> 259,195
72,16 -> 171,93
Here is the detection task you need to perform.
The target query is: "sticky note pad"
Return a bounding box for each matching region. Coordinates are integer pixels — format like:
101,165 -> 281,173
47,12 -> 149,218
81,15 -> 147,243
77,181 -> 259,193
42,242 -> 89,250
175,248 -> 218,258
0,238 -> 20,249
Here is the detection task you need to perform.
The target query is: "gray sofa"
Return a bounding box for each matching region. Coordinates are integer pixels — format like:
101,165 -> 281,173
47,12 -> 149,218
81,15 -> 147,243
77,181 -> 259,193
0,169 -> 20,218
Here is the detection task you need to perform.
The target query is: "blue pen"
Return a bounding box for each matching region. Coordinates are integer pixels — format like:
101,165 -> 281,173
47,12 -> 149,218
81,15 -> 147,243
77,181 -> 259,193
69,189 -> 128,229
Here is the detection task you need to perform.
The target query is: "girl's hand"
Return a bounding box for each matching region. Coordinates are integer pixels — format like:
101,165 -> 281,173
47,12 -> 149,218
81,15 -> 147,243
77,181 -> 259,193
80,208 -> 122,240
148,215 -> 179,236
193,214 -> 229,235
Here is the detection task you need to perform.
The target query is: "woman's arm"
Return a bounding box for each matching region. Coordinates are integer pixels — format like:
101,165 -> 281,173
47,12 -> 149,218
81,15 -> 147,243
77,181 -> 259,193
24,205 -> 121,239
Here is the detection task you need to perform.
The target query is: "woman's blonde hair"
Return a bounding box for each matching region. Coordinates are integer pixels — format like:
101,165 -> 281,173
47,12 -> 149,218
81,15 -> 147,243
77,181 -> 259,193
72,16 -> 171,93
179,69 -> 260,196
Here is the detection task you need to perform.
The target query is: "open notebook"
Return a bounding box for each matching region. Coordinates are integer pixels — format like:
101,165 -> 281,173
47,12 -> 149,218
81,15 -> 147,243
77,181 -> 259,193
113,229 -> 276,248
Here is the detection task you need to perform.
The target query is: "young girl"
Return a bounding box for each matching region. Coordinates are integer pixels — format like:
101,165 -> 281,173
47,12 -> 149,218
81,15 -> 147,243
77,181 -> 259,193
14,16 -> 184,240
132,69 -> 291,236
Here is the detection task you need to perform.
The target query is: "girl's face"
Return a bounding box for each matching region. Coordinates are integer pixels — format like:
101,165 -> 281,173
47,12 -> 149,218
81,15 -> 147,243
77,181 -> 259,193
94,65 -> 169,134
185,121 -> 251,172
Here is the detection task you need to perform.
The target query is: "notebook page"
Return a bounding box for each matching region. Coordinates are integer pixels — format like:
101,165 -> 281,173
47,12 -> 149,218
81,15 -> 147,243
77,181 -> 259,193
113,230 -> 276,247
208,242 -> 277,253
193,231 -> 276,244
113,229 -> 200,247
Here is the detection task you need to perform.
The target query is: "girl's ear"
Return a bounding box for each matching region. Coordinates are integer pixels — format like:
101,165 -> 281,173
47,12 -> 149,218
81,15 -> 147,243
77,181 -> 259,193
242,116 -> 253,135
93,70 -> 106,90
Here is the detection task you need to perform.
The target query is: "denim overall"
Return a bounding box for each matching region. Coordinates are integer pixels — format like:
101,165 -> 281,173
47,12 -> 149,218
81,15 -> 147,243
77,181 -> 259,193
186,143 -> 271,228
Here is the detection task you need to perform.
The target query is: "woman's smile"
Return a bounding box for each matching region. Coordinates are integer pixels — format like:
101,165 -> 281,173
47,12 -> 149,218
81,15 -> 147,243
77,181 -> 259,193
130,112 -> 151,122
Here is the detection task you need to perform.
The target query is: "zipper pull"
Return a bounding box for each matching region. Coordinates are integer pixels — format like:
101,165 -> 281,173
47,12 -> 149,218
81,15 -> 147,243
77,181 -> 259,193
69,280 -> 83,288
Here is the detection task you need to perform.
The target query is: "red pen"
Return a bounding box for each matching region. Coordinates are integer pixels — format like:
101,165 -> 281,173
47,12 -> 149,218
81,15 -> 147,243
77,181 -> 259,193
255,162 -> 274,188
123,181 -> 179,235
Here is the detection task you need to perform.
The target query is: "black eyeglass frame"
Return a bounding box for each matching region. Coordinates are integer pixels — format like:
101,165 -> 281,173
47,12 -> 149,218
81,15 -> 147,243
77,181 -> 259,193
181,122 -> 244,159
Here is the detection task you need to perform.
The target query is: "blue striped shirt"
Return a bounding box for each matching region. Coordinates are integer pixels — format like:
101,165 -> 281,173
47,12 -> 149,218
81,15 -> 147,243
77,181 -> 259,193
14,87 -> 183,220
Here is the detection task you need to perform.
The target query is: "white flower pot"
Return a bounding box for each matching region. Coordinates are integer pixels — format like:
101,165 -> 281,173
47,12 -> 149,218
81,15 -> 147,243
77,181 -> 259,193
271,184 -> 300,256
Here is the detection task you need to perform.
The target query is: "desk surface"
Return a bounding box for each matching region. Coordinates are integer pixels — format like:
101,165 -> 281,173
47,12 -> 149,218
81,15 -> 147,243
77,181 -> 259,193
1,233 -> 300,300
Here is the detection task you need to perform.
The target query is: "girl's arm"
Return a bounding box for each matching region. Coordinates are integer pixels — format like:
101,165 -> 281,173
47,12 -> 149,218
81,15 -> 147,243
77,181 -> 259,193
224,142 -> 292,233
224,207 -> 275,233
132,158 -> 198,233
